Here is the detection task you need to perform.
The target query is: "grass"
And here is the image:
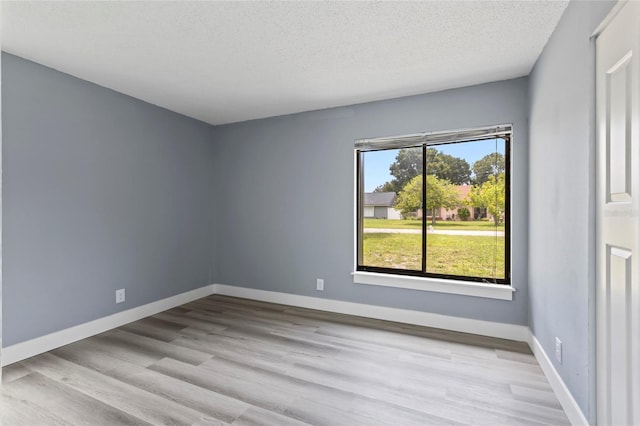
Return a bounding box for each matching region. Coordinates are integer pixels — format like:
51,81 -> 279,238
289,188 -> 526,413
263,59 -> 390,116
362,233 -> 505,279
363,218 -> 504,231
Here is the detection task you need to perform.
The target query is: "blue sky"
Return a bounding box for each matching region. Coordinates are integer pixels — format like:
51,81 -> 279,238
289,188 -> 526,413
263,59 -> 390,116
363,139 -> 505,192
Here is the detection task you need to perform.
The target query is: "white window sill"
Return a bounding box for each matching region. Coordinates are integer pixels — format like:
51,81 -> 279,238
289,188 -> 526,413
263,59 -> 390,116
352,271 -> 514,300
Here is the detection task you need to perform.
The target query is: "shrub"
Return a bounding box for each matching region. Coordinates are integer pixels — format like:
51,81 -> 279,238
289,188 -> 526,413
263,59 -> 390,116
458,208 -> 471,221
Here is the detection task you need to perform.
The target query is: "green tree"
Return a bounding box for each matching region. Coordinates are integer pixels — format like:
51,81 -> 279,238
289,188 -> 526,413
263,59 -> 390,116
384,147 -> 422,193
425,148 -> 471,185
373,181 -> 398,193
395,175 -> 461,225
472,153 -> 505,184
394,175 -> 422,217
468,173 -> 506,226
374,147 -> 471,193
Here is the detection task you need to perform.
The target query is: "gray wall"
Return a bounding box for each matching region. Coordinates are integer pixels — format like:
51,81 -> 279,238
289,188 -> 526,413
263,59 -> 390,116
214,77 -> 529,325
528,1 -> 615,422
2,53 -> 217,346
0,39 -> 3,366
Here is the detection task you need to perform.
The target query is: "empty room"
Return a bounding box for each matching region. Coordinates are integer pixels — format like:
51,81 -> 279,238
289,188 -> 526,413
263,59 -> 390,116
1,1 -> 638,425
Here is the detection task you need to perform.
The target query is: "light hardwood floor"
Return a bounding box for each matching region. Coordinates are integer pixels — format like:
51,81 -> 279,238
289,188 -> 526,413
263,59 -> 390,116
1,295 -> 569,425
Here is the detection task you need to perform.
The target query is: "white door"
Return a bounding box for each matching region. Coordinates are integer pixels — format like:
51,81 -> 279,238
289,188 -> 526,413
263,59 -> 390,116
596,2 -> 640,425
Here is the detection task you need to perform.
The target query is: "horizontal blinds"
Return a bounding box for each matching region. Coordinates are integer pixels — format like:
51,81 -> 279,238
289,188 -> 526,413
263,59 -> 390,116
355,124 -> 512,152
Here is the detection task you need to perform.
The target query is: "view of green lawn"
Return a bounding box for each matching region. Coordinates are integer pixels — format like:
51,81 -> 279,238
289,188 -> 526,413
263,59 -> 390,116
363,218 -> 504,231
362,233 -> 505,279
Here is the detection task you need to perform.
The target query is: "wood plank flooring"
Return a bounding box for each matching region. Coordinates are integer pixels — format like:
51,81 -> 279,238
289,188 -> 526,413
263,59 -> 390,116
1,295 -> 570,425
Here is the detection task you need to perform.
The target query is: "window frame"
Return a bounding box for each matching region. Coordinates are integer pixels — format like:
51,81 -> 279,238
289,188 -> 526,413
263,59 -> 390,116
354,125 -> 512,290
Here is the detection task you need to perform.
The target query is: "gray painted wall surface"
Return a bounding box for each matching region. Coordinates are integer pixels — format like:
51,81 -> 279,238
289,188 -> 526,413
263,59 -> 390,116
2,53 -> 217,346
528,1 -> 615,422
214,77 -> 529,325
0,41 -> 3,368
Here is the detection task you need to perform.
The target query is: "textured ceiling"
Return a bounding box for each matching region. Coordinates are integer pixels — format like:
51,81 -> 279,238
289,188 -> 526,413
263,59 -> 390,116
1,1 -> 568,125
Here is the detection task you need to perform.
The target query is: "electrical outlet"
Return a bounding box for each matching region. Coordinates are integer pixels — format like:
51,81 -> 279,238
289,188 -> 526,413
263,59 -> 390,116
555,337 -> 562,363
316,278 -> 324,291
116,288 -> 126,304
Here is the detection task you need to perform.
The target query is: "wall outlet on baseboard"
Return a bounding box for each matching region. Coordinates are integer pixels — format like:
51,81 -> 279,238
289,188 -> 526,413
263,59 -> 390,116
316,279 -> 324,291
555,337 -> 562,363
116,288 -> 126,304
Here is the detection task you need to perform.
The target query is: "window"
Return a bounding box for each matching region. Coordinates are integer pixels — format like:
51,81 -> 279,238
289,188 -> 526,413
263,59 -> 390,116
355,125 -> 511,287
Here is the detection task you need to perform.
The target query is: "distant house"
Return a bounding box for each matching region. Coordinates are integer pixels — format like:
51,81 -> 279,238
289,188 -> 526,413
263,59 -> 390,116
438,185 -> 489,221
366,187 -> 491,221
363,192 -> 402,219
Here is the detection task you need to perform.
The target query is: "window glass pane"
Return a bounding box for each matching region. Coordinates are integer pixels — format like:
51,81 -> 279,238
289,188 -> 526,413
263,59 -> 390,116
361,148 -> 422,271
424,139 -> 506,280
356,130 -> 509,284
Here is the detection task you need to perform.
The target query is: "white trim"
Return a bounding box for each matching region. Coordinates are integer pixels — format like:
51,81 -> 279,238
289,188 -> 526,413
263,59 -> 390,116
1,284 -> 216,366
527,330 -> 589,426
1,282 -> 524,366
2,280 -> 588,426
213,284 -> 527,341
352,271 -> 514,300
591,0 -> 627,38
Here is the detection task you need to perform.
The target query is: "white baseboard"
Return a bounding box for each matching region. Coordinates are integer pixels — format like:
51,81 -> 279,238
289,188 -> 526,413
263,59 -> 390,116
218,285 -> 588,425
3,281 -> 583,426
527,331 -> 589,426
3,283 -> 526,366
217,285 -> 587,425
213,284 -> 528,342
1,284 -> 216,366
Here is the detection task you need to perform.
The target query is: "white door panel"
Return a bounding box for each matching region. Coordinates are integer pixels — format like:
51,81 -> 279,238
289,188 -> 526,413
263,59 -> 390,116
596,2 -> 640,425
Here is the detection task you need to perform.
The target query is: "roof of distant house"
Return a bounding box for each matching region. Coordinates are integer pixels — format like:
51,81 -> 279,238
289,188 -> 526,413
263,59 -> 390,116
456,185 -> 472,198
364,192 -> 397,207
